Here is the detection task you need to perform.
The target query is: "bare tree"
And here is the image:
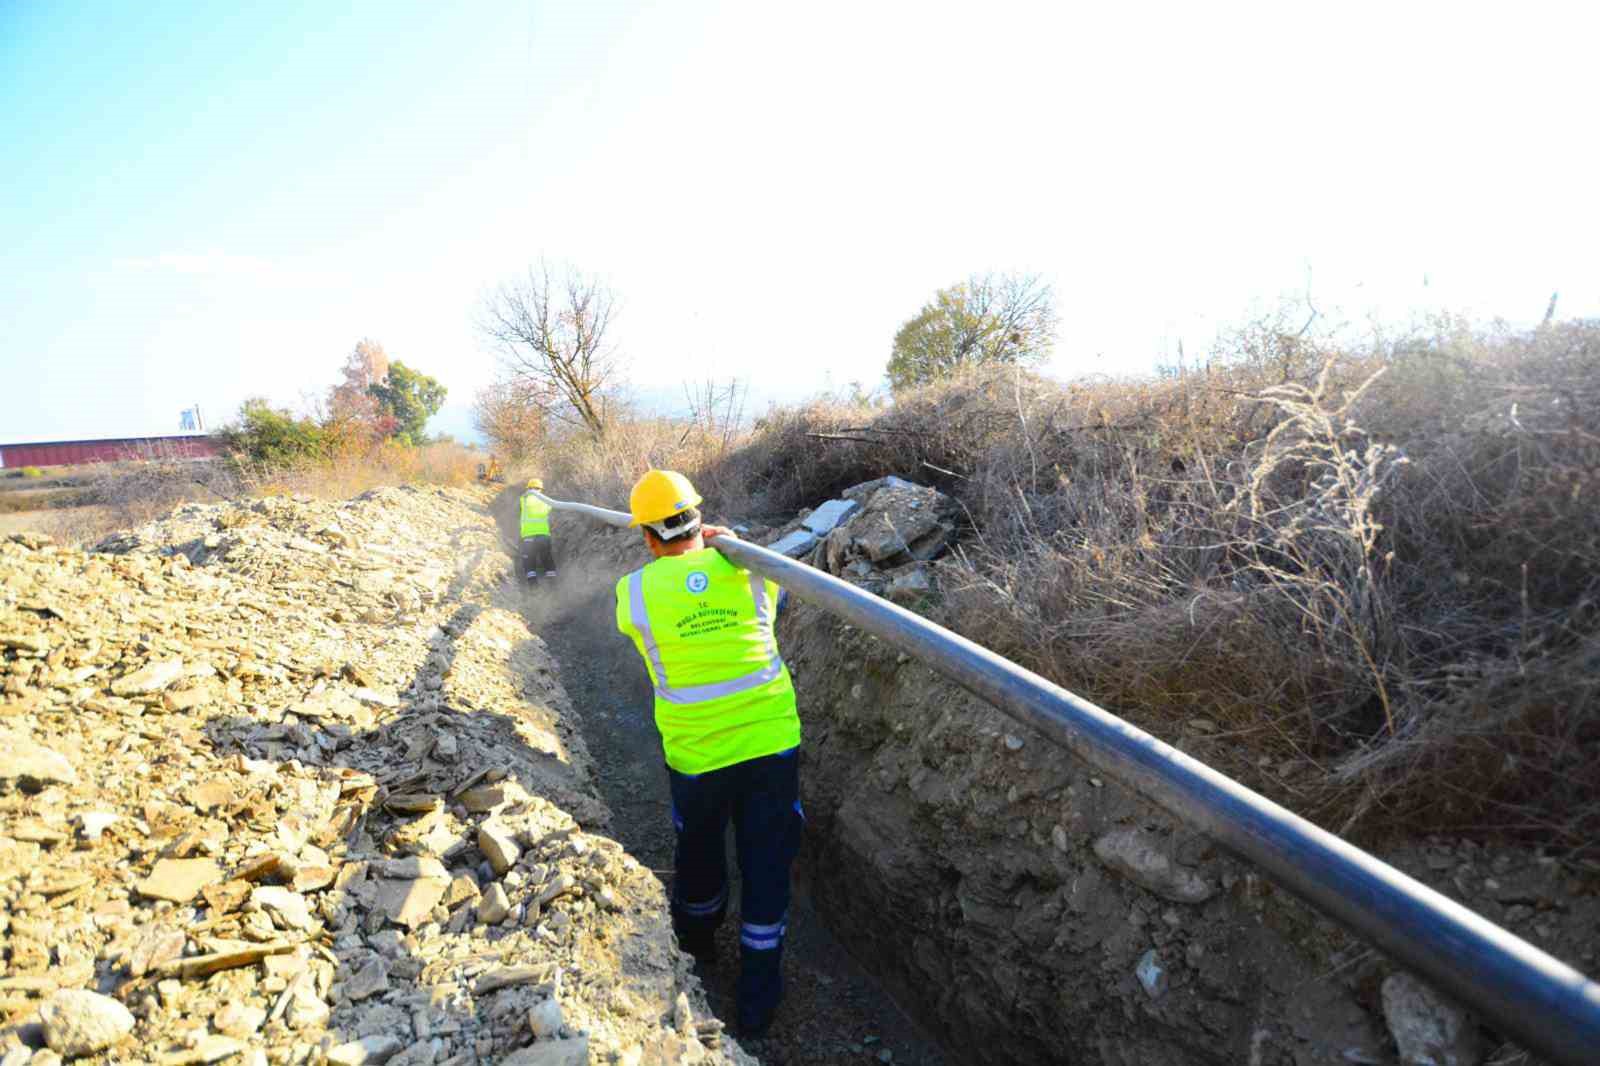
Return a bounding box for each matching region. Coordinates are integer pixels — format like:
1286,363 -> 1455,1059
683,377 -> 749,454
480,265 -> 621,435
472,379 -> 548,462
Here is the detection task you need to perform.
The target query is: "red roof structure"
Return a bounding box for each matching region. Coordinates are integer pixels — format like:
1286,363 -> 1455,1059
0,435 -> 222,469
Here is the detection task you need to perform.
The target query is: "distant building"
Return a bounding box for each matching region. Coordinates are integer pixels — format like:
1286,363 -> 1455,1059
0,435 -> 222,469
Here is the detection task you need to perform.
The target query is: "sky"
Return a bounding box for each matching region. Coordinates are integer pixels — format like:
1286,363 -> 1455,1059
3,0 -> 1597,445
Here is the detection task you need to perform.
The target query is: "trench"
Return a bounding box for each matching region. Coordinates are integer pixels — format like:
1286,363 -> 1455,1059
489,487 -> 960,1064
523,569 -> 959,1066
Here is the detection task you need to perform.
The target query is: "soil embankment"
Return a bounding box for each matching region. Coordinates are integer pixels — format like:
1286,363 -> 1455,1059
1,487 -> 753,1065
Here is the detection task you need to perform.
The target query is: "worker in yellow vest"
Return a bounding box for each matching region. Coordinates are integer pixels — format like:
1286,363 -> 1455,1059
615,469 -> 801,1039
519,478 -> 555,586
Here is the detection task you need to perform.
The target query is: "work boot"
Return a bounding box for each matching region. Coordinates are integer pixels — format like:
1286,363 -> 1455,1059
736,944 -> 783,1038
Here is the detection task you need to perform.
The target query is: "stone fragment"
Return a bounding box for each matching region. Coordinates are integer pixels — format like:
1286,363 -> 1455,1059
291,863 -> 336,893
130,927 -> 188,977
283,975 -> 330,1029
231,853 -> 284,883
252,885 -> 315,931
478,823 -> 521,876
164,1035 -> 246,1063
885,565 -> 933,603
0,730 -> 77,789
77,811 -> 118,841
769,530 -> 819,558
1135,949 -> 1167,998
326,1034 -> 402,1065
189,778 -> 233,812
444,874 -> 480,908
201,879 -> 252,915
370,856 -> 448,880
478,883 -> 511,924
801,498 -> 860,535
475,965 -> 550,994
1381,973 -> 1482,1066
535,873 -> 577,907
458,781 -> 527,813
347,956 -> 390,1001
212,1001 -> 266,1038
40,989 -> 135,1057
527,996 -> 563,1039
137,858 -> 222,903
1093,828 -> 1215,904
375,876 -> 448,930
111,657 -> 184,696
500,1037 -> 589,1066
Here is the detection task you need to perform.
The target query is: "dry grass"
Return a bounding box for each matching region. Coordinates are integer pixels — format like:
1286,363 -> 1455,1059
702,318 -> 1600,850
45,440 -> 484,544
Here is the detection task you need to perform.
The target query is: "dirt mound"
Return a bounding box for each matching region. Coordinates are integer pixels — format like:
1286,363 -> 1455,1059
0,487 -> 752,1065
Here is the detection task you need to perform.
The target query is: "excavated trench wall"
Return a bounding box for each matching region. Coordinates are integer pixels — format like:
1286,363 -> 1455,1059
540,492 -> 1595,1066
777,602 -> 1598,1066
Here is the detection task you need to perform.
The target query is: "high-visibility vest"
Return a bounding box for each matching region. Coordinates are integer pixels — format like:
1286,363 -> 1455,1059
520,493 -> 551,538
615,547 -> 799,774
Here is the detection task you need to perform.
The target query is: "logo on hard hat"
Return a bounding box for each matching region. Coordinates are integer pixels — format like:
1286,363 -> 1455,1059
686,572 -> 709,594
674,500 -> 686,510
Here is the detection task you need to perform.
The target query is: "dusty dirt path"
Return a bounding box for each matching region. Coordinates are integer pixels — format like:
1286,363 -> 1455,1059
523,571 -> 959,1066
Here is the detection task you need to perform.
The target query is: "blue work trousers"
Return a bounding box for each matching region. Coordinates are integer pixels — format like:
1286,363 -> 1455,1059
667,747 -> 803,1027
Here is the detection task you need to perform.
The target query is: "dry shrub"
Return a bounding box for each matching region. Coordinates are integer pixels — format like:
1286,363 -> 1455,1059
235,439 -> 481,500
508,409 -> 764,522
714,320 -> 1598,849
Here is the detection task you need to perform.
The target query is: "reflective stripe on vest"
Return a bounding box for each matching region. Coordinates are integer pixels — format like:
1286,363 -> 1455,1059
627,568 -> 783,704
520,494 -> 551,537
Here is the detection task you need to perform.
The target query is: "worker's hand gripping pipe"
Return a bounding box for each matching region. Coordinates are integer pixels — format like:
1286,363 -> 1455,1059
530,490 -> 1600,1064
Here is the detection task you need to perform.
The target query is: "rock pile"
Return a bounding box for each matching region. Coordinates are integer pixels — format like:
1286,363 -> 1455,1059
1,487 -> 750,1066
762,478 -> 957,605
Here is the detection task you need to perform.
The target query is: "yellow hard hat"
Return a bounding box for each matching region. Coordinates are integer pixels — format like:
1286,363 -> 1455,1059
526,477 -> 543,490
628,469 -> 702,527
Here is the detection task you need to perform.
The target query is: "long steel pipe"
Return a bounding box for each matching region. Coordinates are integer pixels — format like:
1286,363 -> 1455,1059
531,491 -> 1600,1064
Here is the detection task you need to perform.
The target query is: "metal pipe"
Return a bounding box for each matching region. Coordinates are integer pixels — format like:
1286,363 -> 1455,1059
533,491 -> 1600,1063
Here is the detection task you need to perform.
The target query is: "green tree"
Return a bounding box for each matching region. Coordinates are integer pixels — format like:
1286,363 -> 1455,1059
887,272 -> 1057,391
368,361 -> 447,444
217,398 -> 327,466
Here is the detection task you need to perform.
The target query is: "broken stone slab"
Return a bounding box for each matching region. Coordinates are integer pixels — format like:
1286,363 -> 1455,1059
885,564 -> 934,604
110,657 -> 185,696
475,965 -> 552,995
251,885 -> 315,931
130,927 -> 188,978
0,730 -> 77,789
39,989 -> 135,1058
1381,973 -> 1482,1066
326,1034 -> 403,1065
801,498 -> 860,536
478,823 -> 521,876
212,1001 -> 266,1039
1092,828 -> 1216,904
156,1034 -> 247,1064
374,875 -> 449,930
369,856 -> 448,880
842,475 -> 922,502
768,529 -> 819,559
855,510 -> 941,564
478,883 -> 511,925
346,957 -> 390,1002
137,858 -> 223,903
501,1036 -> 589,1066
